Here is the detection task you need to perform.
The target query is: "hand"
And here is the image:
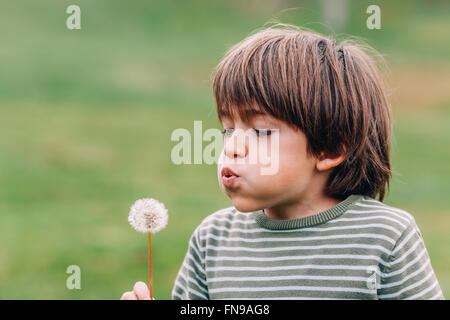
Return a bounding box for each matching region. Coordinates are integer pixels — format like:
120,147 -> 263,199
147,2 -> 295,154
120,281 -> 155,300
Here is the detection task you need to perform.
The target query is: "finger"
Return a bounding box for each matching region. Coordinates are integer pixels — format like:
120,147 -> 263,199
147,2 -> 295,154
121,291 -> 137,300
133,281 -> 150,300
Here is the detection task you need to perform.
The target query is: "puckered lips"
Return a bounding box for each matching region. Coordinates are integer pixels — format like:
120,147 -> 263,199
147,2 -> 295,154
221,167 -> 240,188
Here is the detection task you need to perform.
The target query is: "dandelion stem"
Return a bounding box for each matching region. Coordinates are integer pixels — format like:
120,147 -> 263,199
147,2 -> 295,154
148,232 -> 153,299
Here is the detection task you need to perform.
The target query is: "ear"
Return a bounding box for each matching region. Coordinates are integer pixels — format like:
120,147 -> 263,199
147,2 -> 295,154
315,149 -> 346,172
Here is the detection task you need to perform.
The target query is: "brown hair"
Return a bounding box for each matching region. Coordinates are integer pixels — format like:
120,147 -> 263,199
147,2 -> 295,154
213,24 -> 392,202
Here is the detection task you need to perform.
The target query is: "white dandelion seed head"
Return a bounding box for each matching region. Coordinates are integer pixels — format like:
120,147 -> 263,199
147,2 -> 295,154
128,198 -> 168,234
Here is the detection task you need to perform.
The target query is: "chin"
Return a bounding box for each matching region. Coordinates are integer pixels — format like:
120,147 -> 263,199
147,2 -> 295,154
231,197 -> 263,213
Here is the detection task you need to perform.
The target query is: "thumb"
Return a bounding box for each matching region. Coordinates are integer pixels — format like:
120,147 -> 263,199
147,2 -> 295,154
133,281 -> 150,300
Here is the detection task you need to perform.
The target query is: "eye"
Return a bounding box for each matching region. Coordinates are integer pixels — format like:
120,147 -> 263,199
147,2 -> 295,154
221,128 -> 234,137
253,129 -> 272,136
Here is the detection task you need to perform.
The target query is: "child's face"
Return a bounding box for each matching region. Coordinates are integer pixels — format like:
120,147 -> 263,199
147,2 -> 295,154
217,113 -> 321,213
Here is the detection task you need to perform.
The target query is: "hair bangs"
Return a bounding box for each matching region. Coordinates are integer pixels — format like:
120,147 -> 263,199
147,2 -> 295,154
213,30 -> 293,124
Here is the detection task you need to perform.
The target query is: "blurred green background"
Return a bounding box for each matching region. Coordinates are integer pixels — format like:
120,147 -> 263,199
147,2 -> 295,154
0,0 -> 449,299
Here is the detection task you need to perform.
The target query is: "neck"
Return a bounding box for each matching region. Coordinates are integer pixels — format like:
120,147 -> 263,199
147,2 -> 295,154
263,191 -> 341,221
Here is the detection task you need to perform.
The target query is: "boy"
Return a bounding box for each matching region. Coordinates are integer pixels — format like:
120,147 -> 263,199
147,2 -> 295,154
121,25 -> 444,300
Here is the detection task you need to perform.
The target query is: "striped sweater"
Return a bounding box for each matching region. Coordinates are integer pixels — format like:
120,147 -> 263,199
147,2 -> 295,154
172,194 -> 444,300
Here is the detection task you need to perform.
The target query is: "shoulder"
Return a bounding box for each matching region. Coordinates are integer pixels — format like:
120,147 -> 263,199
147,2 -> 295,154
191,206 -> 259,240
198,206 -> 258,229
199,206 -> 237,224
341,195 -> 419,240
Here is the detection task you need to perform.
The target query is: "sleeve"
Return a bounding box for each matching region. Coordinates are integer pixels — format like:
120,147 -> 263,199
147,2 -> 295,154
377,219 -> 444,300
171,226 -> 209,300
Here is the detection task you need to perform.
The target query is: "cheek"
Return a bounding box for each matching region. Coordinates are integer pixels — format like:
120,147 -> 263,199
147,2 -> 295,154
217,163 -> 222,180
246,140 -> 312,184
217,164 -> 225,190
273,143 -> 316,184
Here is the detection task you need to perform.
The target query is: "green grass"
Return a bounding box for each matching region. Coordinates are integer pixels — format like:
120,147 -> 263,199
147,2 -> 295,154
0,0 -> 449,299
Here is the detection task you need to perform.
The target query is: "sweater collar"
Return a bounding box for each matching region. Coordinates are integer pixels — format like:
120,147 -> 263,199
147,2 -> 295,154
254,194 -> 363,230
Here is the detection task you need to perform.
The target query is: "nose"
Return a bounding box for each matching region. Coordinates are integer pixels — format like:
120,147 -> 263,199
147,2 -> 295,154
223,129 -> 248,159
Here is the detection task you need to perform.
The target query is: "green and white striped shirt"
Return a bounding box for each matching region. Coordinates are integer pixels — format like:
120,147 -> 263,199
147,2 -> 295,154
172,194 -> 444,300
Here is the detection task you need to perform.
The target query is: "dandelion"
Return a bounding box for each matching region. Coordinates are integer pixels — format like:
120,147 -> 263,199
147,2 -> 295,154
128,198 -> 168,234
128,198 -> 168,299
